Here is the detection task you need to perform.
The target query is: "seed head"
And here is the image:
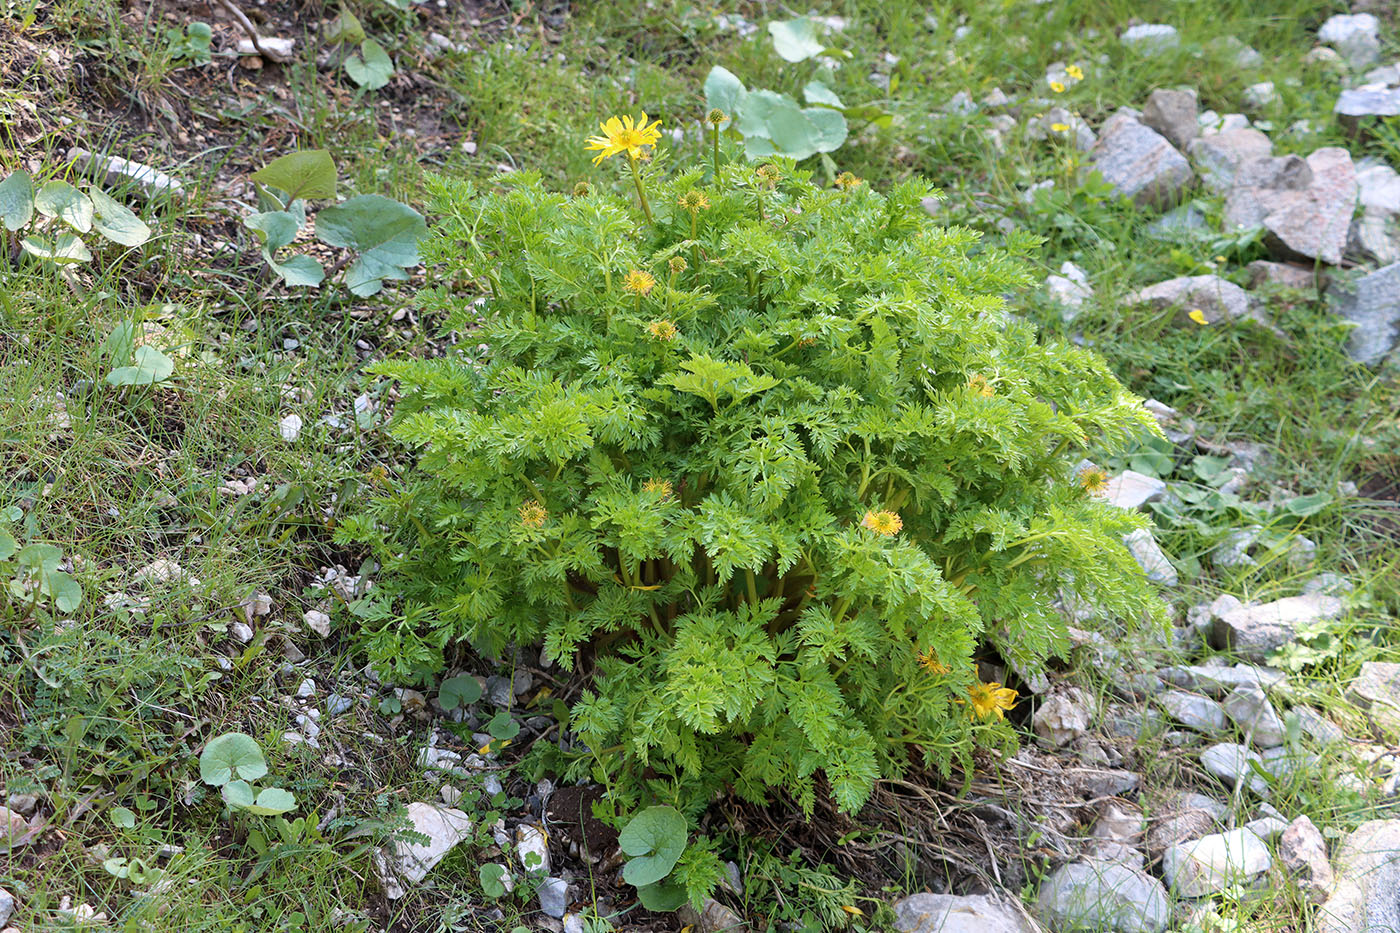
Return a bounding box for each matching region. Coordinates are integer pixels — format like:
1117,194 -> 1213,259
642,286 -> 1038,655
623,269 -> 656,296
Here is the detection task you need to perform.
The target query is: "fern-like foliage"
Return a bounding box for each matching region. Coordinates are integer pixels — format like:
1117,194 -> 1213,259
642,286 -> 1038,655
344,155 -> 1163,836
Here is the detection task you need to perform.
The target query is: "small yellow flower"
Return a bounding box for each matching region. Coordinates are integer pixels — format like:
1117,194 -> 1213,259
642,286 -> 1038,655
967,680 -> 1018,720
1213,255 -> 1227,264
860,510 -> 903,536
584,113 -> 663,166
643,478 -> 674,498
917,649 -> 950,675
572,181 -> 592,197
668,256 -> 687,275
834,171 -> 862,190
707,108 -> 727,126
755,164 -> 782,188
1188,309 -> 1209,326
840,906 -> 864,917
1050,122 -> 1071,133
1050,80 -> 1066,94
519,500 -> 547,528
1078,466 -> 1110,496
647,319 -> 678,340
623,269 -> 656,296
678,189 -> 711,212
967,374 -> 995,397
1065,64 -> 1084,81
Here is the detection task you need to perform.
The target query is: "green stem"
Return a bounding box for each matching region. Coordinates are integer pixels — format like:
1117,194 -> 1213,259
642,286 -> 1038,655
711,123 -> 720,178
627,154 -> 654,224
745,570 -> 759,604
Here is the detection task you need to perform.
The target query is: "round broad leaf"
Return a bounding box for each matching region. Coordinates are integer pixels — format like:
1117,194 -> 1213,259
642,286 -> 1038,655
0,528 -> 15,562
111,806 -> 137,829
324,10 -> 365,44
244,210 -> 302,252
618,806 -> 687,887
221,779 -> 255,808
0,170 -> 34,232
439,674 -> 483,711
479,862 -> 508,898
21,233 -> 92,264
486,710 -> 520,741
106,345 -> 175,387
49,572 -> 82,613
768,17 -> 825,62
270,254 -> 325,288
703,66 -> 747,130
345,38 -> 393,90
251,151 -> 338,203
89,188 -> 151,247
636,880 -> 688,912
802,80 -> 844,109
315,194 -> 425,252
243,786 -> 297,816
803,106 -> 848,154
200,732 -> 268,787
35,180 -> 94,233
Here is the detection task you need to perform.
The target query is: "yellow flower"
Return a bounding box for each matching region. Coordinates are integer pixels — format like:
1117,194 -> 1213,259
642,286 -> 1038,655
647,319 -> 678,340
1050,122 -> 1071,133
677,190 -> 710,212
572,181 -> 592,197
1188,309 -> 1209,326
1050,80 -> 1066,94
707,108 -> 727,125
917,649 -> 950,675
967,680 -> 1018,720
519,499 -> 547,528
643,478 -> 674,498
668,256 -> 687,275
584,113 -> 663,165
967,374 -> 994,397
755,164 -> 782,188
860,510 -> 903,536
840,906 -> 864,917
623,269 -> 656,296
834,171 -> 862,190
1078,466 -> 1110,496
1065,64 -> 1084,81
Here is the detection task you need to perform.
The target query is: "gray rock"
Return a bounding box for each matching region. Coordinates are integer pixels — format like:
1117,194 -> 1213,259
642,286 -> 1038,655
563,914 -> 584,933
326,693 -> 354,716
1292,706 -> 1346,745
1350,662 -> 1400,733
0,888 -> 12,927
1158,690 -> 1229,734
1280,814 -> 1333,905
1319,820 -> 1400,933
537,877 -> 571,920
1121,24 -> 1180,55
1036,861 -> 1170,933
1261,744 -> 1320,781
1209,35 -> 1263,68
372,803 -> 475,899
1332,262 -> 1400,365
1336,86 -> 1400,133
1247,261 -> 1316,291
1303,572 -> 1354,596
1211,594 -> 1345,662
1235,154 -> 1313,190
1102,470 -> 1167,509
1123,528 -> 1177,586
1212,526 -> 1262,568
1141,88 -> 1199,150
1357,162 -> 1400,214
892,893 -> 1040,933
1225,148 -> 1357,266
1318,13 -> 1381,68
1245,815 -> 1288,841
1085,838 -> 1147,870
1095,801 -> 1146,845
1146,792 -> 1227,856
1306,46 -> 1348,70
1162,829 -> 1271,896
1158,662 -> 1286,697
1034,688 -> 1093,747
5,794 -> 37,816
1145,203 -> 1209,239
1242,81 -> 1278,112
1347,211 -> 1400,265
1222,685 -> 1288,747
1091,114 -> 1193,209
1128,274 -> 1261,327
1076,768 -> 1141,799
1188,128 -> 1272,192
67,147 -> 185,200
1046,261 -> 1093,320
1200,742 -> 1269,795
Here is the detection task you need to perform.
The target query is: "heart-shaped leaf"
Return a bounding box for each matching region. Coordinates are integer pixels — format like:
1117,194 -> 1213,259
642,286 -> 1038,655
0,529 -> 15,561
803,80 -> 844,109
325,10 -> 365,43
316,194 -> 425,296
0,171 -> 34,231
252,151 -> 337,202
769,17 -> 825,62
200,732 -> 268,787
439,674 -> 483,711
636,880 -> 688,911
111,806 -> 137,829
89,188 -> 151,247
35,180 -> 94,233
703,66 -> 747,130
618,805 -> 687,887
486,710 -> 520,741
241,786 -> 297,816
245,210 -> 302,252
479,862 -> 509,898
106,345 -> 174,387
345,38 -> 393,90
270,253 -> 325,288
21,233 -> 92,264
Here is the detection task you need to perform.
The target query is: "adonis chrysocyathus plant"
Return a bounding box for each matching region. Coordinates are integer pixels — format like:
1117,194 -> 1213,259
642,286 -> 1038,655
343,113 -> 1164,822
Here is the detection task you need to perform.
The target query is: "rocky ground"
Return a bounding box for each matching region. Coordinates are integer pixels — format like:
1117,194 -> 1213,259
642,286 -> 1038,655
2,1 -> 1400,932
